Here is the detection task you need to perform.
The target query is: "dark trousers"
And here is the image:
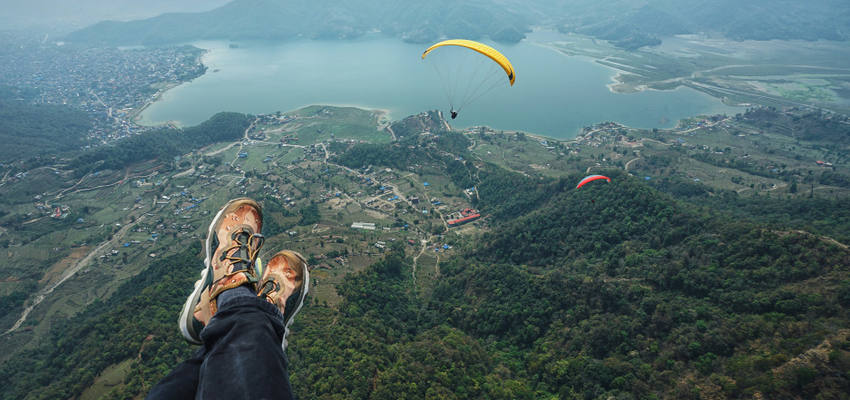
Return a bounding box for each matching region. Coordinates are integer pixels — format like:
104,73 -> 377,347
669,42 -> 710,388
147,296 -> 294,400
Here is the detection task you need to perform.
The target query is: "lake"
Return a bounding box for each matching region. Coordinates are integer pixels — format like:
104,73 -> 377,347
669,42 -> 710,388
138,30 -> 739,139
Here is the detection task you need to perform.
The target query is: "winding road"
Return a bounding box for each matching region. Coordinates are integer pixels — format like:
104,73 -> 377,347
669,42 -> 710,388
4,214 -> 145,335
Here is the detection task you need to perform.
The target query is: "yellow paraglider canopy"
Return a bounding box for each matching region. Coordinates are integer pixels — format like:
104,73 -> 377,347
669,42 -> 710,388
422,39 -> 515,86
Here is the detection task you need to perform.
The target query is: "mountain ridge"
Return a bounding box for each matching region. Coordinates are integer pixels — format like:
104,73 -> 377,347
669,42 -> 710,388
65,0 -> 850,49
66,0 -> 530,45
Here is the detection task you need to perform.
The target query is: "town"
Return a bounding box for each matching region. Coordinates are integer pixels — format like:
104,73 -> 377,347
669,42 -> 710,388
0,32 -> 206,144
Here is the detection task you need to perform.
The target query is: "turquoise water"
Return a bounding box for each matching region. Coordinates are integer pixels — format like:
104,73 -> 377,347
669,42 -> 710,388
138,31 -> 738,139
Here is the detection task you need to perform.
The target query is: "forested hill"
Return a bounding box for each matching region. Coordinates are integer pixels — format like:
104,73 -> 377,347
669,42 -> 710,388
66,0 -> 850,48
4,127 -> 848,399
301,157 -> 850,399
0,86 -> 91,162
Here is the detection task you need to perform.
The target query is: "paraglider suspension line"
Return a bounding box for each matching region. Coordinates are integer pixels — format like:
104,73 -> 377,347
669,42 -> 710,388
455,57 -> 506,113
429,61 -> 455,112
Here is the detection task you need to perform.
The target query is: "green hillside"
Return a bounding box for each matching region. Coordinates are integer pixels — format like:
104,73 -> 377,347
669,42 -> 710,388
0,86 -> 92,162
1,106 -> 849,399
3,162 -> 847,399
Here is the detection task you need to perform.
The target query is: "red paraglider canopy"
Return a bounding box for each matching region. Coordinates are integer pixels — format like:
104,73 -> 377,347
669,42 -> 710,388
576,174 -> 611,189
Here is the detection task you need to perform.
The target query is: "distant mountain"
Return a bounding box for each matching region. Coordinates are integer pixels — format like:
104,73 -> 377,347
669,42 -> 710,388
65,0 -> 850,49
0,0 -> 231,33
66,0 -> 531,45
555,0 -> 850,47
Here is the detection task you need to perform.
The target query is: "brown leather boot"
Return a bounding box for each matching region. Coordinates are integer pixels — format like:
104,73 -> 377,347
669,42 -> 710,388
179,198 -> 264,344
256,250 -> 309,351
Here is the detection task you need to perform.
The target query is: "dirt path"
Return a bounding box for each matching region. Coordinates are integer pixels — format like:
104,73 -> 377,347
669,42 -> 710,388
0,169 -> 10,187
226,116 -> 260,168
411,239 -> 428,287
253,141 -> 305,148
62,177 -> 125,196
56,168 -> 141,198
772,329 -> 850,377
625,157 -> 641,171
386,124 -> 397,141
21,216 -> 46,225
173,167 -> 195,178
320,143 -> 329,161
778,229 -> 849,250
55,172 -> 92,198
813,234 -> 847,250
4,215 -> 145,335
204,143 -> 238,157
38,247 -> 90,286
642,138 -> 671,146
243,117 -> 257,141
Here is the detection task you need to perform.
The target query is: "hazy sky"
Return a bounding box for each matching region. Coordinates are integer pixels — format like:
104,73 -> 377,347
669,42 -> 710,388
0,0 -> 232,32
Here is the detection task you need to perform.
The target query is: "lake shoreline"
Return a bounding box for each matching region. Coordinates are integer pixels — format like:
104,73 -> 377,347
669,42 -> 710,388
135,33 -> 740,139
133,48 -> 210,128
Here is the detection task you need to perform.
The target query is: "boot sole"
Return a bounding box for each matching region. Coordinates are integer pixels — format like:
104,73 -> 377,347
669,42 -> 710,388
178,198 -> 262,344
282,257 -> 310,352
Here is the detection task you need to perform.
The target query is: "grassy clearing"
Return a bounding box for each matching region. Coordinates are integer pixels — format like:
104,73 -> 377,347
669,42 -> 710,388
236,143 -> 281,172
471,133 -> 570,177
279,147 -> 304,164
282,105 -> 390,145
79,359 -> 134,400
414,253 -> 439,289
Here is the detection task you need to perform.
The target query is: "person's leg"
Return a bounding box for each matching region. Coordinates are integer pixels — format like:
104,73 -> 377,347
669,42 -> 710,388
196,295 -> 293,400
148,198 -> 307,399
145,348 -> 204,400
151,198 -> 267,398
191,249 -> 310,399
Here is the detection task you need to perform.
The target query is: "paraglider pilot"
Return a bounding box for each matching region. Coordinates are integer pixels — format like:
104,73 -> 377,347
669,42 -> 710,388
450,109 -> 458,119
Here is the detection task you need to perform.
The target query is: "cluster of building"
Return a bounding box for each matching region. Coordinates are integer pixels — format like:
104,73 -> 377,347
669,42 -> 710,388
447,208 -> 481,227
97,217 -> 198,267
0,35 -> 206,143
677,115 -> 728,131
577,122 -> 632,148
261,183 -> 300,207
32,195 -> 70,219
351,222 -> 376,230
132,176 -> 165,188
146,185 -> 208,218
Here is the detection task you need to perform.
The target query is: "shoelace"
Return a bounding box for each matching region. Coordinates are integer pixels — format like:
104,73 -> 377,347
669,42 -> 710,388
220,229 -> 265,280
258,277 -> 302,322
258,279 -> 281,300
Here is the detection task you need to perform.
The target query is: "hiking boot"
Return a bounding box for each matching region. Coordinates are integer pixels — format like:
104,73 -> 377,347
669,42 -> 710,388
256,250 -> 310,351
179,198 -> 264,344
